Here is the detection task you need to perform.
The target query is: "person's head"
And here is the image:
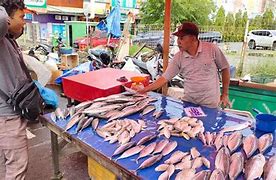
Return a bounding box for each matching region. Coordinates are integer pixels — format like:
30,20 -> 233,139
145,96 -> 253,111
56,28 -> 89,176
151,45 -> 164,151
172,22 -> 199,52
0,0 -> 26,38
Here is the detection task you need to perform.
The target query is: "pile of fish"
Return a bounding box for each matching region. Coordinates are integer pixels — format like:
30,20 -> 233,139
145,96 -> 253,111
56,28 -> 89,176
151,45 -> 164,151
157,117 -> 204,140
95,118 -> 146,144
155,147 -> 210,180
199,131 -> 273,156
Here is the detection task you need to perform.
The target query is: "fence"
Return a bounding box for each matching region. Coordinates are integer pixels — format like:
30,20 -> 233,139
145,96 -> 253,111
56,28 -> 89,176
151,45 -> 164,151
132,23 -> 276,83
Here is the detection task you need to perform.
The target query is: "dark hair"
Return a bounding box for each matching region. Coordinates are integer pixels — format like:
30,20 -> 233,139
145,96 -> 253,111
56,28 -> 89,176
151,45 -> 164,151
0,0 -> 25,16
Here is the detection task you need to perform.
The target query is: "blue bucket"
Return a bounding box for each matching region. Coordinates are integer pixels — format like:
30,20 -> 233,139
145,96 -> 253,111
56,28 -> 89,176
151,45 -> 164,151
253,108 -> 276,132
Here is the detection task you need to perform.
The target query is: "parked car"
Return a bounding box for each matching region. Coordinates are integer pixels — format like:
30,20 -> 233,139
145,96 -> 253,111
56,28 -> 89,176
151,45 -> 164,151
198,31 -> 223,43
247,30 -> 276,50
74,31 -> 120,50
132,31 -> 175,47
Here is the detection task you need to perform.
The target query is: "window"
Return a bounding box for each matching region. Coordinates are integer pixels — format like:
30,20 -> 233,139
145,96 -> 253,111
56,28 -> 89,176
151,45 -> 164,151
55,15 -> 61,20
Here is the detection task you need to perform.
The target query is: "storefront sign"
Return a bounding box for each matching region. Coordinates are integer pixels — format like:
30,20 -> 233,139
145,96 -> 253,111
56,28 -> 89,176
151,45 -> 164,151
24,0 -> 47,8
111,0 -> 137,9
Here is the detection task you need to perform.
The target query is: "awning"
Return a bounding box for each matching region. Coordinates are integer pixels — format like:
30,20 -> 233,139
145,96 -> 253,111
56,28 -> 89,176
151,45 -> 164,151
47,5 -> 84,16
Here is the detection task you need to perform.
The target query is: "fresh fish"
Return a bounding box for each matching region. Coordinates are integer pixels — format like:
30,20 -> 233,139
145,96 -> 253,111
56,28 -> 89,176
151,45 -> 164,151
214,133 -> 224,151
163,126 -> 171,139
243,134 -> 258,158
190,147 -> 200,159
112,141 -> 136,157
258,133 -> 273,153
155,164 -> 169,172
201,157 -> 211,169
96,129 -> 111,138
164,118 -> 179,125
75,100 -> 93,111
194,170 -> 211,180
141,105 -> 156,116
164,151 -> 188,164
229,152 -> 244,180
264,155 -> 276,180
244,153 -> 266,180
137,154 -> 163,170
153,109 -> 164,119
227,131 -> 243,153
152,139 -> 170,154
63,108 -> 70,119
205,131 -> 213,146
118,130 -> 130,145
50,112 -> 57,122
158,171 -> 168,180
175,168 -> 196,180
220,121 -> 251,133
136,134 -> 157,146
80,117 -> 94,132
69,105 -> 76,117
164,164 -> 175,179
209,169 -> 225,180
215,147 -> 230,177
65,114 -> 82,131
91,118 -> 99,130
175,160 -> 192,170
136,142 -> 157,163
161,141 -> 177,156
116,145 -> 145,161
76,117 -> 88,133
192,157 -> 203,169
222,135 -> 229,147
55,107 -> 64,120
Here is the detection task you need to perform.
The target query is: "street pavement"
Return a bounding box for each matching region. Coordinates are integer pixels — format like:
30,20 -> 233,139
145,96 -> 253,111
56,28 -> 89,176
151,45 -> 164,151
25,85 -> 90,180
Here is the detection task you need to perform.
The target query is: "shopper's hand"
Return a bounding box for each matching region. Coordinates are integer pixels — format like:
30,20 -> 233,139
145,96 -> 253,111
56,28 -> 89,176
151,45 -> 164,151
220,94 -> 232,109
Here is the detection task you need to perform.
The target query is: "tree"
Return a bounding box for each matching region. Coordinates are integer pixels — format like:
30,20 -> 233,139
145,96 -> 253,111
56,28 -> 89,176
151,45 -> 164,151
234,10 -> 243,28
140,0 -> 215,28
214,6 -> 225,26
262,9 -> 274,29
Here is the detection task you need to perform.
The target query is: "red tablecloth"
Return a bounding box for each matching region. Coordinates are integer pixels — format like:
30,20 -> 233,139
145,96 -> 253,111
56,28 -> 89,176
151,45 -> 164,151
62,68 -> 150,102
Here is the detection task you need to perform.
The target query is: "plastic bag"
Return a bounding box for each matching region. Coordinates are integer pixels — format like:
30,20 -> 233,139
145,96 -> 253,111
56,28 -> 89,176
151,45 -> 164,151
34,81 -> 59,108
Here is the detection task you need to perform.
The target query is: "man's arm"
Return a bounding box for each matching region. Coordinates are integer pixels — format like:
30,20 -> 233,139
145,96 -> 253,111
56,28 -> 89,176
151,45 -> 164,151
0,6 -> 9,39
137,76 -> 168,94
220,67 -> 231,108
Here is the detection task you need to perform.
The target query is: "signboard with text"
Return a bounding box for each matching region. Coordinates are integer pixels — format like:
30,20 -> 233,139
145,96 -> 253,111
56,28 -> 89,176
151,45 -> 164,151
24,0 -> 47,8
111,0 -> 137,9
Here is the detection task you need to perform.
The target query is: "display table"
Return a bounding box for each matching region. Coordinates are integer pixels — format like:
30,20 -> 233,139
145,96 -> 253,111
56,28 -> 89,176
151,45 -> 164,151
40,92 -> 276,180
62,68 -> 150,102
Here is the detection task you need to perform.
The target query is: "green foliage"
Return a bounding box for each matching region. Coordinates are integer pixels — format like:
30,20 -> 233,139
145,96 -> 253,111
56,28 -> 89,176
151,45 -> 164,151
249,60 -> 276,77
214,6 -> 225,26
140,0 -> 215,28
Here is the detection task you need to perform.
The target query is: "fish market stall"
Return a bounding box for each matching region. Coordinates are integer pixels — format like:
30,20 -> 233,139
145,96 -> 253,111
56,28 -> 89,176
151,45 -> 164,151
40,92 -> 276,180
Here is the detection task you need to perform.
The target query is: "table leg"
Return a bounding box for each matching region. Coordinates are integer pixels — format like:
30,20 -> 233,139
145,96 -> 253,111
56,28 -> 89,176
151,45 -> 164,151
50,131 -> 63,180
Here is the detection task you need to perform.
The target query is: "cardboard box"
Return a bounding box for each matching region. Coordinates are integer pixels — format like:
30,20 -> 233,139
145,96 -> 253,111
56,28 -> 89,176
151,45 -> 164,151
61,54 -> 79,69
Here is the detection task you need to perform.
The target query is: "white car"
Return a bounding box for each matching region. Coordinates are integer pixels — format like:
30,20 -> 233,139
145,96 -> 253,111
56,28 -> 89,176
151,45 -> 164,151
247,30 -> 276,50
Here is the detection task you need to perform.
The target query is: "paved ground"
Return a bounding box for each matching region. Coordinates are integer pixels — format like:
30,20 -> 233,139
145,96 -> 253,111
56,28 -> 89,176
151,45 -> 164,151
25,85 -> 90,180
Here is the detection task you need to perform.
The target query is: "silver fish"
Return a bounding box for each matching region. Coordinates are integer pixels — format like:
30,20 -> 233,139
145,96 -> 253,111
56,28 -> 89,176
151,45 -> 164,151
215,147 -> 230,177
153,109 -> 164,119
227,131 -> 243,153
194,170 -> 211,180
116,145 -> 145,160
65,114 -> 82,131
91,118 -> 99,130
141,105 -> 156,116
164,164 -> 175,179
161,141 -> 177,156
220,121 -> 251,133
229,152 -> 244,180
199,132 -> 207,145
152,139 -> 170,154
243,134 -> 258,158
112,141 -> 136,157
76,117 -> 88,133
50,112 -> 57,122
164,151 -> 188,164
137,154 -> 163,170
244,153 -> 266,180
209,169 -> 225,180
175,160 -> 192,170
136,134 -> 157,146
214,133 -> 224,151
75,100 -> 93,111
264,155 -> 276,180
55,107 -> 64,120
175,168 -> 196,180
155,164 -> 169,172
192,157 -> 203,169
258,133 -> 273,154
136,142 -> 156,163
190,147 -> 200,159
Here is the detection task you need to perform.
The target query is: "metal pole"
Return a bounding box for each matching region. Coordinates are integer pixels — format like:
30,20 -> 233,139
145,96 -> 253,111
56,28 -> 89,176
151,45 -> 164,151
86,15 -> 89,49
162,0 -> 171,95
50,131 -> 63,180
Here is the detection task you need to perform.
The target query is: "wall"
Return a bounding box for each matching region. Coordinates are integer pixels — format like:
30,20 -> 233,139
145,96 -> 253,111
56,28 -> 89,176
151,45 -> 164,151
47,0 -> 83,8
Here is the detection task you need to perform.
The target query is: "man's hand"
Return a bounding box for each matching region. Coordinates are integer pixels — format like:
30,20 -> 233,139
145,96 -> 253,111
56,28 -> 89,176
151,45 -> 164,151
220,93 -> 231,109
